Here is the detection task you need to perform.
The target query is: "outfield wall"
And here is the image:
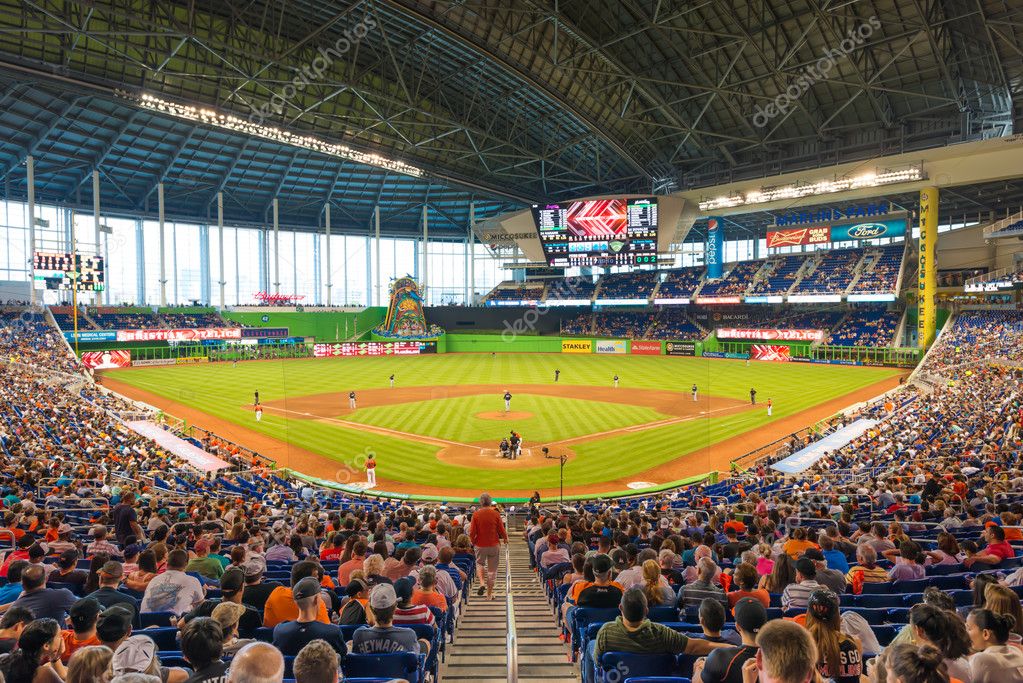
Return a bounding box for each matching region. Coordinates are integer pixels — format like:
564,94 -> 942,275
222,308 -> 386,340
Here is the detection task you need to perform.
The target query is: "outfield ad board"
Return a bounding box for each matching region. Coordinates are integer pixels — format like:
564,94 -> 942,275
717,328 -> 824,342
131,358 -> 175,367
561,340 -> 593,354
116,328 -> 242,343
750,344 -> 791,362
314,341 -> 426,357
664,341 -> 696,356
81,350 -> 131,369
630,341 -> 662,355
63,330 -> 118,343
595,340 -> 626,354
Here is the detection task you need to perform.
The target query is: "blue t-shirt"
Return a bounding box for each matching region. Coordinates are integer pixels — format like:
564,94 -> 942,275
823,549 -> 850,573
352,625 -> 420,654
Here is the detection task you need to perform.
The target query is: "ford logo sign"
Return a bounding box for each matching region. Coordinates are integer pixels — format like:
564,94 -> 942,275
848,223 -> 887,238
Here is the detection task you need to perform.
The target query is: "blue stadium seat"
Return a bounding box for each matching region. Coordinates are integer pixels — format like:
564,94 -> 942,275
599,652 -> 677,682
342,653 -> 423,683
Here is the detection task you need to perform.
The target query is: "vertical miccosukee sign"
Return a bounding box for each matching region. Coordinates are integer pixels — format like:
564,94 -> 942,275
918,187 -> 938,347
706,217 -> 723,279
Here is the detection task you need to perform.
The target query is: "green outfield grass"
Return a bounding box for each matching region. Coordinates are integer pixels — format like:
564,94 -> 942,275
109,353 -> 901,490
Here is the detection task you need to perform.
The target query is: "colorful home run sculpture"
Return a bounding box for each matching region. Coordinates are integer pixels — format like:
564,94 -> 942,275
375,277 -> 443,339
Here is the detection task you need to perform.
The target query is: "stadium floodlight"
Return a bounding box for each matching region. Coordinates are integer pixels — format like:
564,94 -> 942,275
123,91 -> 425,179
698,165 -> 925,211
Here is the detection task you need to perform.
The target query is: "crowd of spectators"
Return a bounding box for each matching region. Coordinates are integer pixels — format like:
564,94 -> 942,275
646,310 -> 706,341
561,313 -> 594,336
700,261 -> 765,297
592,312 -> 656,339
851,245 -> 904,294
484,282 -> 545,304
656,268 -> 705,300
793,249 -> 862,295
748,255 -> 805,295
596,271 -> 659,300
826,308 -> 901,347
161,313 -> 232,329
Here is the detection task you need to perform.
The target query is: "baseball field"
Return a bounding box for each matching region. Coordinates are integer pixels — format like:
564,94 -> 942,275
103,353 -> 904,499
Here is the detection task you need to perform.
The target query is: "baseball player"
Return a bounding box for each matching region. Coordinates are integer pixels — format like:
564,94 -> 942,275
767,398 -> 773,417
503,390 -> 512,413
255,405 -> 263,422
613,374 -> 619,388
750,388 -> 757,405
389,374 -> 395,388
692,384 -> 698,402
349,391 -> 357,409
554,369 -> 560,383
253,390 -> 260,406
365,453 -> 377,487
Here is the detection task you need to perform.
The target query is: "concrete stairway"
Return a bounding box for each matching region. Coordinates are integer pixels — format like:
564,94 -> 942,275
441,525 -> 577,683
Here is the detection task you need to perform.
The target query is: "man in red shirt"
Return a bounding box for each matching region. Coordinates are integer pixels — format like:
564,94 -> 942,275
469,493 -> 507,601
965,525 -> 1017,568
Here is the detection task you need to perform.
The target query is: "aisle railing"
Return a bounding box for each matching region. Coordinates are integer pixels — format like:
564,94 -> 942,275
505,514 -> 518,683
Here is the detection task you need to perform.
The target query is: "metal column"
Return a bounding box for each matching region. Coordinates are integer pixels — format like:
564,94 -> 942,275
273,198 -> 280,295
374,205 -> 381,306
325,204 -> 332,307
421,205 -> 428,305
26,156 -> 35,306
218,192 -> 225,310
93,170 -> 102,305
158,183 -> 167,307
468,202 -> 476,305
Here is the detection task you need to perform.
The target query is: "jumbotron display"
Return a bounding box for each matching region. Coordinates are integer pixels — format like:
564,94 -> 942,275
532,197 -> 658,266
33,251 -> 105,291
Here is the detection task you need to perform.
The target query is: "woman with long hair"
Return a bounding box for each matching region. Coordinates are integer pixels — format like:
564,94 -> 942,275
966,609 -> 1023,683
883,644 -> 949,683
759,552 -> 795,593
982,583 -> 1023,642
640,559 -> 673,606
805,589 -> 862,683
906,603 -> 971,681
65,645 -> 113,683
924,532 -> 962,565
0,618 -> 66,683
84,553 -> 109,595
124,549 -> 158,592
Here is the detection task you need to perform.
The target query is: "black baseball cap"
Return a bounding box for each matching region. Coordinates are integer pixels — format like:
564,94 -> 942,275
590,554 -> 613,575
96,605 -> 133,643
733,597 -> 768,634
219,567 -> 244,595
394,577 -> 415,602
807,588 -> 840,621
795,557 -> 817,578
802,548 -> 825,562
292,576 -> 321,601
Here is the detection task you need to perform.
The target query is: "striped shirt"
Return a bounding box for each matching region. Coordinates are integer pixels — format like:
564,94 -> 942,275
781,579 -> 822,611
594,617 -> 690,661
679,579 -> 728,614
393,604 -> 435,626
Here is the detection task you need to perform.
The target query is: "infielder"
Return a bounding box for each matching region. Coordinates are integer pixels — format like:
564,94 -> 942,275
504,390 -> 512,413
255,405 -> 263,422
692,384 -> 698,401
365,453 -> 377,487
750,387 -> 757,405
389,374 -> 395,388
254,390 -> 260,406
349,391 -> 357,409
767,398 -> 773,417
613,374 -> 619,388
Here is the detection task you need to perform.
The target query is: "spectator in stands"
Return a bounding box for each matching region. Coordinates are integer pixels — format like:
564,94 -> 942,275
727,562 -> 769,609
393,577 -> 436,627
412,566 -> 448,614
698,598 -> 740,645
817,535 -> 850,574
804,589 -> 861,683
12,564 -> 78,621
679,557 -> 727,615
0,618 -> 66,683
292,639 -> 339,683
694,597 -> 767,683
180,617 -> 228,683
112,635 -> 187,683
639,559 -> 674,606
901,603 -> 971,681
802,549 -> 846,595
590,587 -> 724,683
539,532 -> 570,568
185,538 -> 223,581
781,558 -> 822,612
272,577 -> 346,657
337,540 -> 367,585
351,584 -> 427,655
981,583 -> 1023,642
845,545 -> 887,588
339,579 -> 370,626
782,528 -> 818,559
882,644 -> 950,683
759,553 -> 795,594
112,491 -> 142,546
139,549 -> 203,616
227,642 -> 284,683
967,609 -> 1023,683
241,560 -> 276,615
61,598 -> 102,663
86,526 -> 120,559
576,554 -> 623,609
0,561 -> 27,604
264,560 -> 330,628
964,525 -> 1016,568
211,602 -> 255,656
744,619 -> 818,683
469,492 -> 507,601
0,607 -> 32,654
65,645 -> 113,683
87,561 -> 140,620
48,549 -> 87,588
180,568 -> 260,638
95,606 -> 133,652
125,550 -> 158,593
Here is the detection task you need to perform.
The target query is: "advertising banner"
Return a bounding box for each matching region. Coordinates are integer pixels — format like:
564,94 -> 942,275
766,218 -> 907,248
717,328 -> 824,342
63,330 -> 118,343
314,342 -> 424,357
750,344 -> 791,362
241,327 -> 289,339
81,350 -> 131,369
131,358 -> 175,367
116,328 -> 242,343
595,340 -> 626,354
630,341 -> 662,355
918,188 -> 938,347
765,225 -> 831,249
561,339 -> 593,354
706,217 -> 724,279
664,341 -> 696,356
694,296 -> 741,305
175,356 -> 209,365
702,351 -> 750,360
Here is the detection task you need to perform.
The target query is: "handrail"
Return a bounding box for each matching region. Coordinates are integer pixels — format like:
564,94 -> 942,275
505,513 -> 517,683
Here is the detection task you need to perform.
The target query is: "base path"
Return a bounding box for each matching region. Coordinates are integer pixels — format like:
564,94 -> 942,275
101,373 -> 906,499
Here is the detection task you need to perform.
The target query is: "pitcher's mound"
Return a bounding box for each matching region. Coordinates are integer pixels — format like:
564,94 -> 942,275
476,411 -> 534,420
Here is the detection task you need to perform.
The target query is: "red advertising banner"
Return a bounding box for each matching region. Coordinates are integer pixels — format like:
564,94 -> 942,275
630,341 -> 662,355
314,342 -> 423,357
717,328 -> 824,342
751,344 -> 791,362
116,328 -> 242,342
81,350 -> 131,369
765,226 -> 830,249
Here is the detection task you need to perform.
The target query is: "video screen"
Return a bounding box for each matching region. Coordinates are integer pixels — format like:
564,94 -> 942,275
532,197 -> 658,267
33,251 -> 105,292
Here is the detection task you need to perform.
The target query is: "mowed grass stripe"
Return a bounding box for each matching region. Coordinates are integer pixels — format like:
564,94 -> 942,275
110,354 -> 900,489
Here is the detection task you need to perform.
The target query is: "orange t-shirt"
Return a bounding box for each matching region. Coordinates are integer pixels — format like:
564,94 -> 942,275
783,539 -> 819,559
262,586 -> 330,627
61,631 -> 100,663
469,507 -> 507,548
412,589 -> 448,612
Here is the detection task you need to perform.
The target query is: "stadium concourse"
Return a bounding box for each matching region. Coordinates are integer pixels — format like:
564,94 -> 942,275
0,303 -> 1020,683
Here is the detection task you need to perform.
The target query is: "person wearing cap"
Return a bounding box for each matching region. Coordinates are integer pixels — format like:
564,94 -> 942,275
576,553 -> 623,608
0,535 -> 35,578
693,597 -> 768,683
352,583 -> 428,656
414,543 -> 459,606
805,588 -> 862,683
782,557 -> 824,612
27,542 -> 58,580
588,587 -> 725,683
468,492 -> 507,601
263,560 -> 330,628
339,579 -> 370,626
392,577 -> 436,627
271,576 -> 347,657
185,538 -> 224,581
239,558 -> 277,615
96,606 -> 134,651
111,634 -> 187,683
801,548 -> 846,596
140,549 -> 204,617
45,523 -> 76,555
85,560 -> 141,622
11,564 -> 78,622
539,531 -> 571,568
211,601 -> 255,655
85,526 -> 121,559
48,548 -> 87,588
60,597 -> 102,663
180,568 -> 262,638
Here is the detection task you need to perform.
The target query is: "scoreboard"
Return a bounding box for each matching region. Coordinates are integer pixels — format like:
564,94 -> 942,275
532,197 -> 658,267
33,252 -> 105,291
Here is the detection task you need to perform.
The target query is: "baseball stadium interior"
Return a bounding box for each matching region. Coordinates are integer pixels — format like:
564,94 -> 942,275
1,1 -> 1023,682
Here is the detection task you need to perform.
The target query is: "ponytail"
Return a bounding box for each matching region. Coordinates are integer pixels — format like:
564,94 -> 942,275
909,603 -> 971,659
971,608 -> 1017,645
641,560 -> 664,605
885,643 -> 948,683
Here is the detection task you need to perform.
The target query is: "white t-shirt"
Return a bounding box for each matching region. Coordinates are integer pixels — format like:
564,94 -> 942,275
140,569 -> 203,616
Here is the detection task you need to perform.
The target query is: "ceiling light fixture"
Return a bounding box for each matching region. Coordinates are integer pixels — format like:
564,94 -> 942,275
122,91 -> 425,178
698,165 -> 925,211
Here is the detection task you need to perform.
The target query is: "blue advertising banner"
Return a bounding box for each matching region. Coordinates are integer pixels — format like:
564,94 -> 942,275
706,217 -> 724,279
829,218 -> 907,242
63,330 -> 117,343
